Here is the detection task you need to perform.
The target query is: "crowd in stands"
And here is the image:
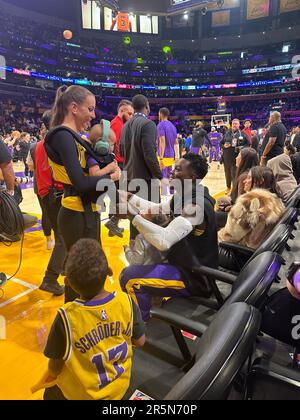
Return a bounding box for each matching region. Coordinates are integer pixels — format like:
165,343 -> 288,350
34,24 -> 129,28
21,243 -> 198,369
1,84 -> 300,137
1,8 -> 300,91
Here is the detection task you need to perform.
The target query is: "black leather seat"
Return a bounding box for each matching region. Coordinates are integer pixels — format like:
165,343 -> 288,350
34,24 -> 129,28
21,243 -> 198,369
148,252 -> 281,363
285,185 -> 300,210
246,358 -> 300,400
126,303 -> 261,400
219,223 -> 290,272
278,207 -> 298,230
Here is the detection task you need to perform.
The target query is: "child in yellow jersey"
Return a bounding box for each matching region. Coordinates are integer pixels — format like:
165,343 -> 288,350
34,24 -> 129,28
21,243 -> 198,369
43,238 -> 145,400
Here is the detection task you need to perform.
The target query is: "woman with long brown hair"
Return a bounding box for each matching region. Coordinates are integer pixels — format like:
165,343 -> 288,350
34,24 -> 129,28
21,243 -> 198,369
45,85 -> 120,302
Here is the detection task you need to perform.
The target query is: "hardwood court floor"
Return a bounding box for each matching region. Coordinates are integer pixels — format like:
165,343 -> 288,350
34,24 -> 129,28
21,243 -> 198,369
0,162 -> 226,400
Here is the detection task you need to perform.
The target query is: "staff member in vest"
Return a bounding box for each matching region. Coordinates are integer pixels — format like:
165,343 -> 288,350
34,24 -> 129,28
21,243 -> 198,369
45,85 -> 119,303
119,154 -> 218,321
220,119 -> 250,194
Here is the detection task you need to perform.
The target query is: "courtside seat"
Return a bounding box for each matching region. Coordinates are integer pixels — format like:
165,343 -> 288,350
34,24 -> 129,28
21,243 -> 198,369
219,223 -> 290,273
126,303 -> 261,400
285,185 -> 300,210
147,252 -> 281,364
278,207 -> 298,230
246,358 -> 300,400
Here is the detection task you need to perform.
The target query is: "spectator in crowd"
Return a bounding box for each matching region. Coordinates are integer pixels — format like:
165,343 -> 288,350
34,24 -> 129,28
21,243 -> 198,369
292,125 -> 300,150
261,262 -> 300,363
184,133 -> 192,154
243,119 -> 252,144
243,166 -> 278,194
27,117 -> 54,252
219,185 -> 284,250
215,147 -> 259,229
267,152 -> 297,202
290,126 -> 298,145
285,142 -> 300,185
251,130 -> 260,152
19,132 -> 33,177
260,111 -> 287,165
120,94 -> 163,240
220,119 -> 250,194
177,134 -> 185,158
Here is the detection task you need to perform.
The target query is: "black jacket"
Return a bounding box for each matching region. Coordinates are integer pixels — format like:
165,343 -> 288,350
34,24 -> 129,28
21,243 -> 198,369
293,133 -> 300,151
167,186 -> 218,298
220,129 -> 250,162
120,114 -> 163,181
192,128 -> 211,148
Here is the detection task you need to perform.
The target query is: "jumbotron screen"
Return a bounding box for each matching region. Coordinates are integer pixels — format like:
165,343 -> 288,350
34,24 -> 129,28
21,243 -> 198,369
81,1 -> 159,34
171,0 -> 192,4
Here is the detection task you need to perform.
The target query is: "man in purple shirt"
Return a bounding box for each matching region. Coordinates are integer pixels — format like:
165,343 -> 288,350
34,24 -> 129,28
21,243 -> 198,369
208,127 -> 222,164
157,108 -> 178,186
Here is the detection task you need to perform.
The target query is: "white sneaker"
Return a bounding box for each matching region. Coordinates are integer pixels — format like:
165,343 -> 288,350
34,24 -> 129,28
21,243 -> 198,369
46,238 -> 55,250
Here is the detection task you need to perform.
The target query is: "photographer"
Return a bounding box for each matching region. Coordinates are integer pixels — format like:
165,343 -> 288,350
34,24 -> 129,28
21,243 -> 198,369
220,119 -> 250,194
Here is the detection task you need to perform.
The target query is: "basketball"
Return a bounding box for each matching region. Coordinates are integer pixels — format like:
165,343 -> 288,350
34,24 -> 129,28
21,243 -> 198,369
63,30 -> 73,40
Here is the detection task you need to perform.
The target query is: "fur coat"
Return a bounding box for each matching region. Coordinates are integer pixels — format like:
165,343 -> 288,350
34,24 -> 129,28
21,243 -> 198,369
218,188 -> 285,249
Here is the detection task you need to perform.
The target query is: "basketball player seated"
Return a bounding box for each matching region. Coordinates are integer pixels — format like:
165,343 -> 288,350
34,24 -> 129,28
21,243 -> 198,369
41,239 -> 145,400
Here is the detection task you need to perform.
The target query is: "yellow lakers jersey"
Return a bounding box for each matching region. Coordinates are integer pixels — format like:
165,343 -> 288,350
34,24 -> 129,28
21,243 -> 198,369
56,291 -> 134,400
48,141 -> 97,212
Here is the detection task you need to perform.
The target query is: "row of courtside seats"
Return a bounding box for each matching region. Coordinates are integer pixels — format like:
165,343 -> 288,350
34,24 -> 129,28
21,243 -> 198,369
125,186 -> 300,400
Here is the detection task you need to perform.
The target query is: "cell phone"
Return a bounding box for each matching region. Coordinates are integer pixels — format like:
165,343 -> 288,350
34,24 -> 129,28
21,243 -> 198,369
287,262 -> 300,289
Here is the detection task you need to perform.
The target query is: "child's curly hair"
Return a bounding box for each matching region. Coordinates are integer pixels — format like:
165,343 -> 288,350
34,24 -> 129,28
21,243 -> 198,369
65,239 -> 109,300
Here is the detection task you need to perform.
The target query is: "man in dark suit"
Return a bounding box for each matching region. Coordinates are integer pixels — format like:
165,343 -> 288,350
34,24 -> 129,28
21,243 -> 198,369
292,126 -> 300,151
120,94 -> 163,238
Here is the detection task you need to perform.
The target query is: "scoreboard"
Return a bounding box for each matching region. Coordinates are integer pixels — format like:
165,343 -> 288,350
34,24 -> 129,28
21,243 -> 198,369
171,0 -> 192,4
169,0 -> 208,12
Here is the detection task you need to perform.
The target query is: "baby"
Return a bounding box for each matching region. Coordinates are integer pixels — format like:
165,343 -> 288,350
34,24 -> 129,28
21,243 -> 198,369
84,122 -> 119,181
124,212 -> 170,265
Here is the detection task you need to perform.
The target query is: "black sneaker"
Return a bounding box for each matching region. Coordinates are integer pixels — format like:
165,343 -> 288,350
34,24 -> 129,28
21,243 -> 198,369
39,280 -> 65,296
105,219 -> 124,238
